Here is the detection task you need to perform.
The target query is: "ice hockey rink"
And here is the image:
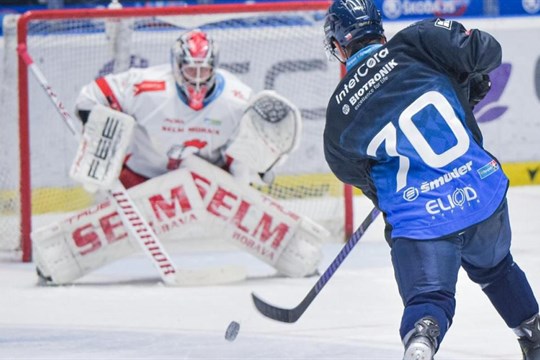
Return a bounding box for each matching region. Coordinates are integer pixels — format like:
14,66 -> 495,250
0,186 -> 539,360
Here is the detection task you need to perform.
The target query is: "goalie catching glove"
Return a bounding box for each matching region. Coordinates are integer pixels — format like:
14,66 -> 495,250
226,90 -> 302,186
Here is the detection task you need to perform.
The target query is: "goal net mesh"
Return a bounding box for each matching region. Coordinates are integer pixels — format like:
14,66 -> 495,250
0,3 -> 352,260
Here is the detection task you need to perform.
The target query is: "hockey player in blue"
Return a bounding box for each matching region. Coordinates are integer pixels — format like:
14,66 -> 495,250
323,0 -> 540,359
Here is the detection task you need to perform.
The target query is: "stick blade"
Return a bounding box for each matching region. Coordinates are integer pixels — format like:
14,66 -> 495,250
251,292 -> 302,323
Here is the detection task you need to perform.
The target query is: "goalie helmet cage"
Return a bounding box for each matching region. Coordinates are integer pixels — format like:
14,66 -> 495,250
6,1 -> 354,262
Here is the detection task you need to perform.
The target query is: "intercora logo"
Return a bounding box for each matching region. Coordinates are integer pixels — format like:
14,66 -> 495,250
473,63 -> 511,123
381,0 -> 470,20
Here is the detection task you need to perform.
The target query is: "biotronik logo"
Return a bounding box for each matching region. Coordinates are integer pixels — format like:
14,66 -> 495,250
382,0 -> 471,20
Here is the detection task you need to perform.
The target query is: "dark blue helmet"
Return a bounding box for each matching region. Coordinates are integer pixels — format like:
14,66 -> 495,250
324,0 -> 384,61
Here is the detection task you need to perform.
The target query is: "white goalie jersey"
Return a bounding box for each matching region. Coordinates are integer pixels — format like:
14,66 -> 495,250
75,64 -> 253,179
33,59 -> 325,286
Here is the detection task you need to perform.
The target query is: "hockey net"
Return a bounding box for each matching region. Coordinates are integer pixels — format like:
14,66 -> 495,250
0,1 -> 353,262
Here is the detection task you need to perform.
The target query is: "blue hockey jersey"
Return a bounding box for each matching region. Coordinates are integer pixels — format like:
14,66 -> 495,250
324,18 -> 509,240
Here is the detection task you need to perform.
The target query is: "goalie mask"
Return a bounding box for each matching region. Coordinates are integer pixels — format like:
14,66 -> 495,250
171,30 -> 218,111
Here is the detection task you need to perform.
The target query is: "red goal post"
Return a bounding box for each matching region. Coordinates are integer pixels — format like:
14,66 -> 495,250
4,1 -> 354,262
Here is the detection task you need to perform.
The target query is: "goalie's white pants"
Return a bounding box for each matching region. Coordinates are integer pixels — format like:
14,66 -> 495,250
33,157 -> 330,284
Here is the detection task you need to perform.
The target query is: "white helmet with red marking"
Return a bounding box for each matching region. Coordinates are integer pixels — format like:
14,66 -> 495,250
171,29 -> 219,110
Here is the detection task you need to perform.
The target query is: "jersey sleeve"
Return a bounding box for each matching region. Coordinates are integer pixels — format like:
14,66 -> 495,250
74,69 -> 141,122
220,71 -> 253,147
413,19 -> 502,79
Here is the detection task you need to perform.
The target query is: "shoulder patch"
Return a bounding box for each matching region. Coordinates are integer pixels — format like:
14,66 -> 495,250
434,18 -> 452,30
133,80 -> 166,96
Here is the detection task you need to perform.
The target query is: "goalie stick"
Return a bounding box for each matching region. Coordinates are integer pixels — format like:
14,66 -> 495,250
252,207 -> 381,323
18,44 -> 246,286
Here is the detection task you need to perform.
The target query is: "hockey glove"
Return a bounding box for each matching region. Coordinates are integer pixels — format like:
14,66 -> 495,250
469,73 -> 491,108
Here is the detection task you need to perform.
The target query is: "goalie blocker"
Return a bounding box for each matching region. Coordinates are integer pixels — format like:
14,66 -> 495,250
33,156 -> 330,284
70,104 -> 135,193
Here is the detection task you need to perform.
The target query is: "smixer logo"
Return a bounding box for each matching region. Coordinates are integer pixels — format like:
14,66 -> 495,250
382,0 -> 470,20
402,161 -> 473,202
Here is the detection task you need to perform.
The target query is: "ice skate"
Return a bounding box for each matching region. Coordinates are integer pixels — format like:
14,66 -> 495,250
515,314 -> 540,360
403,317 -> 440,360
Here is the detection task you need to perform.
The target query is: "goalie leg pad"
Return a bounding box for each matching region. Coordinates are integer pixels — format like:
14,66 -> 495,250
180,156 -> 330,278
32,202 -> 139,284
34,156 -> 331,284
33,167 -> 220,285
274,217 -> 330,278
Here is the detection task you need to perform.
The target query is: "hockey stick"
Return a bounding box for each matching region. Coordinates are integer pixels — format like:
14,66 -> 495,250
18,44 -> 246,286
252,206 -> 381,322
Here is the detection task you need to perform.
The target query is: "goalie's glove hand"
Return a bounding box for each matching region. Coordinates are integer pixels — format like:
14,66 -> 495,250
228,158 -> 251,185
469,73 -> 491,109
228,158 -> 275,186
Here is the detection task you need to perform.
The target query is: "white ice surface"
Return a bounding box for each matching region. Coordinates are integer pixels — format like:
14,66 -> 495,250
1,186 -> 539,359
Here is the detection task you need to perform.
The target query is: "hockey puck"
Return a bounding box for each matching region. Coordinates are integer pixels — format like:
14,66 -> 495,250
224,321 -> 240,342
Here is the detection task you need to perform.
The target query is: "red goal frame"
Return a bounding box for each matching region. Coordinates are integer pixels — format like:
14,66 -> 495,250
16,1 -> 354,262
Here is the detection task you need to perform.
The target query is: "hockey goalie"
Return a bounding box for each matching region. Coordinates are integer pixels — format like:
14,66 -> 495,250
32,29 -> 330,285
